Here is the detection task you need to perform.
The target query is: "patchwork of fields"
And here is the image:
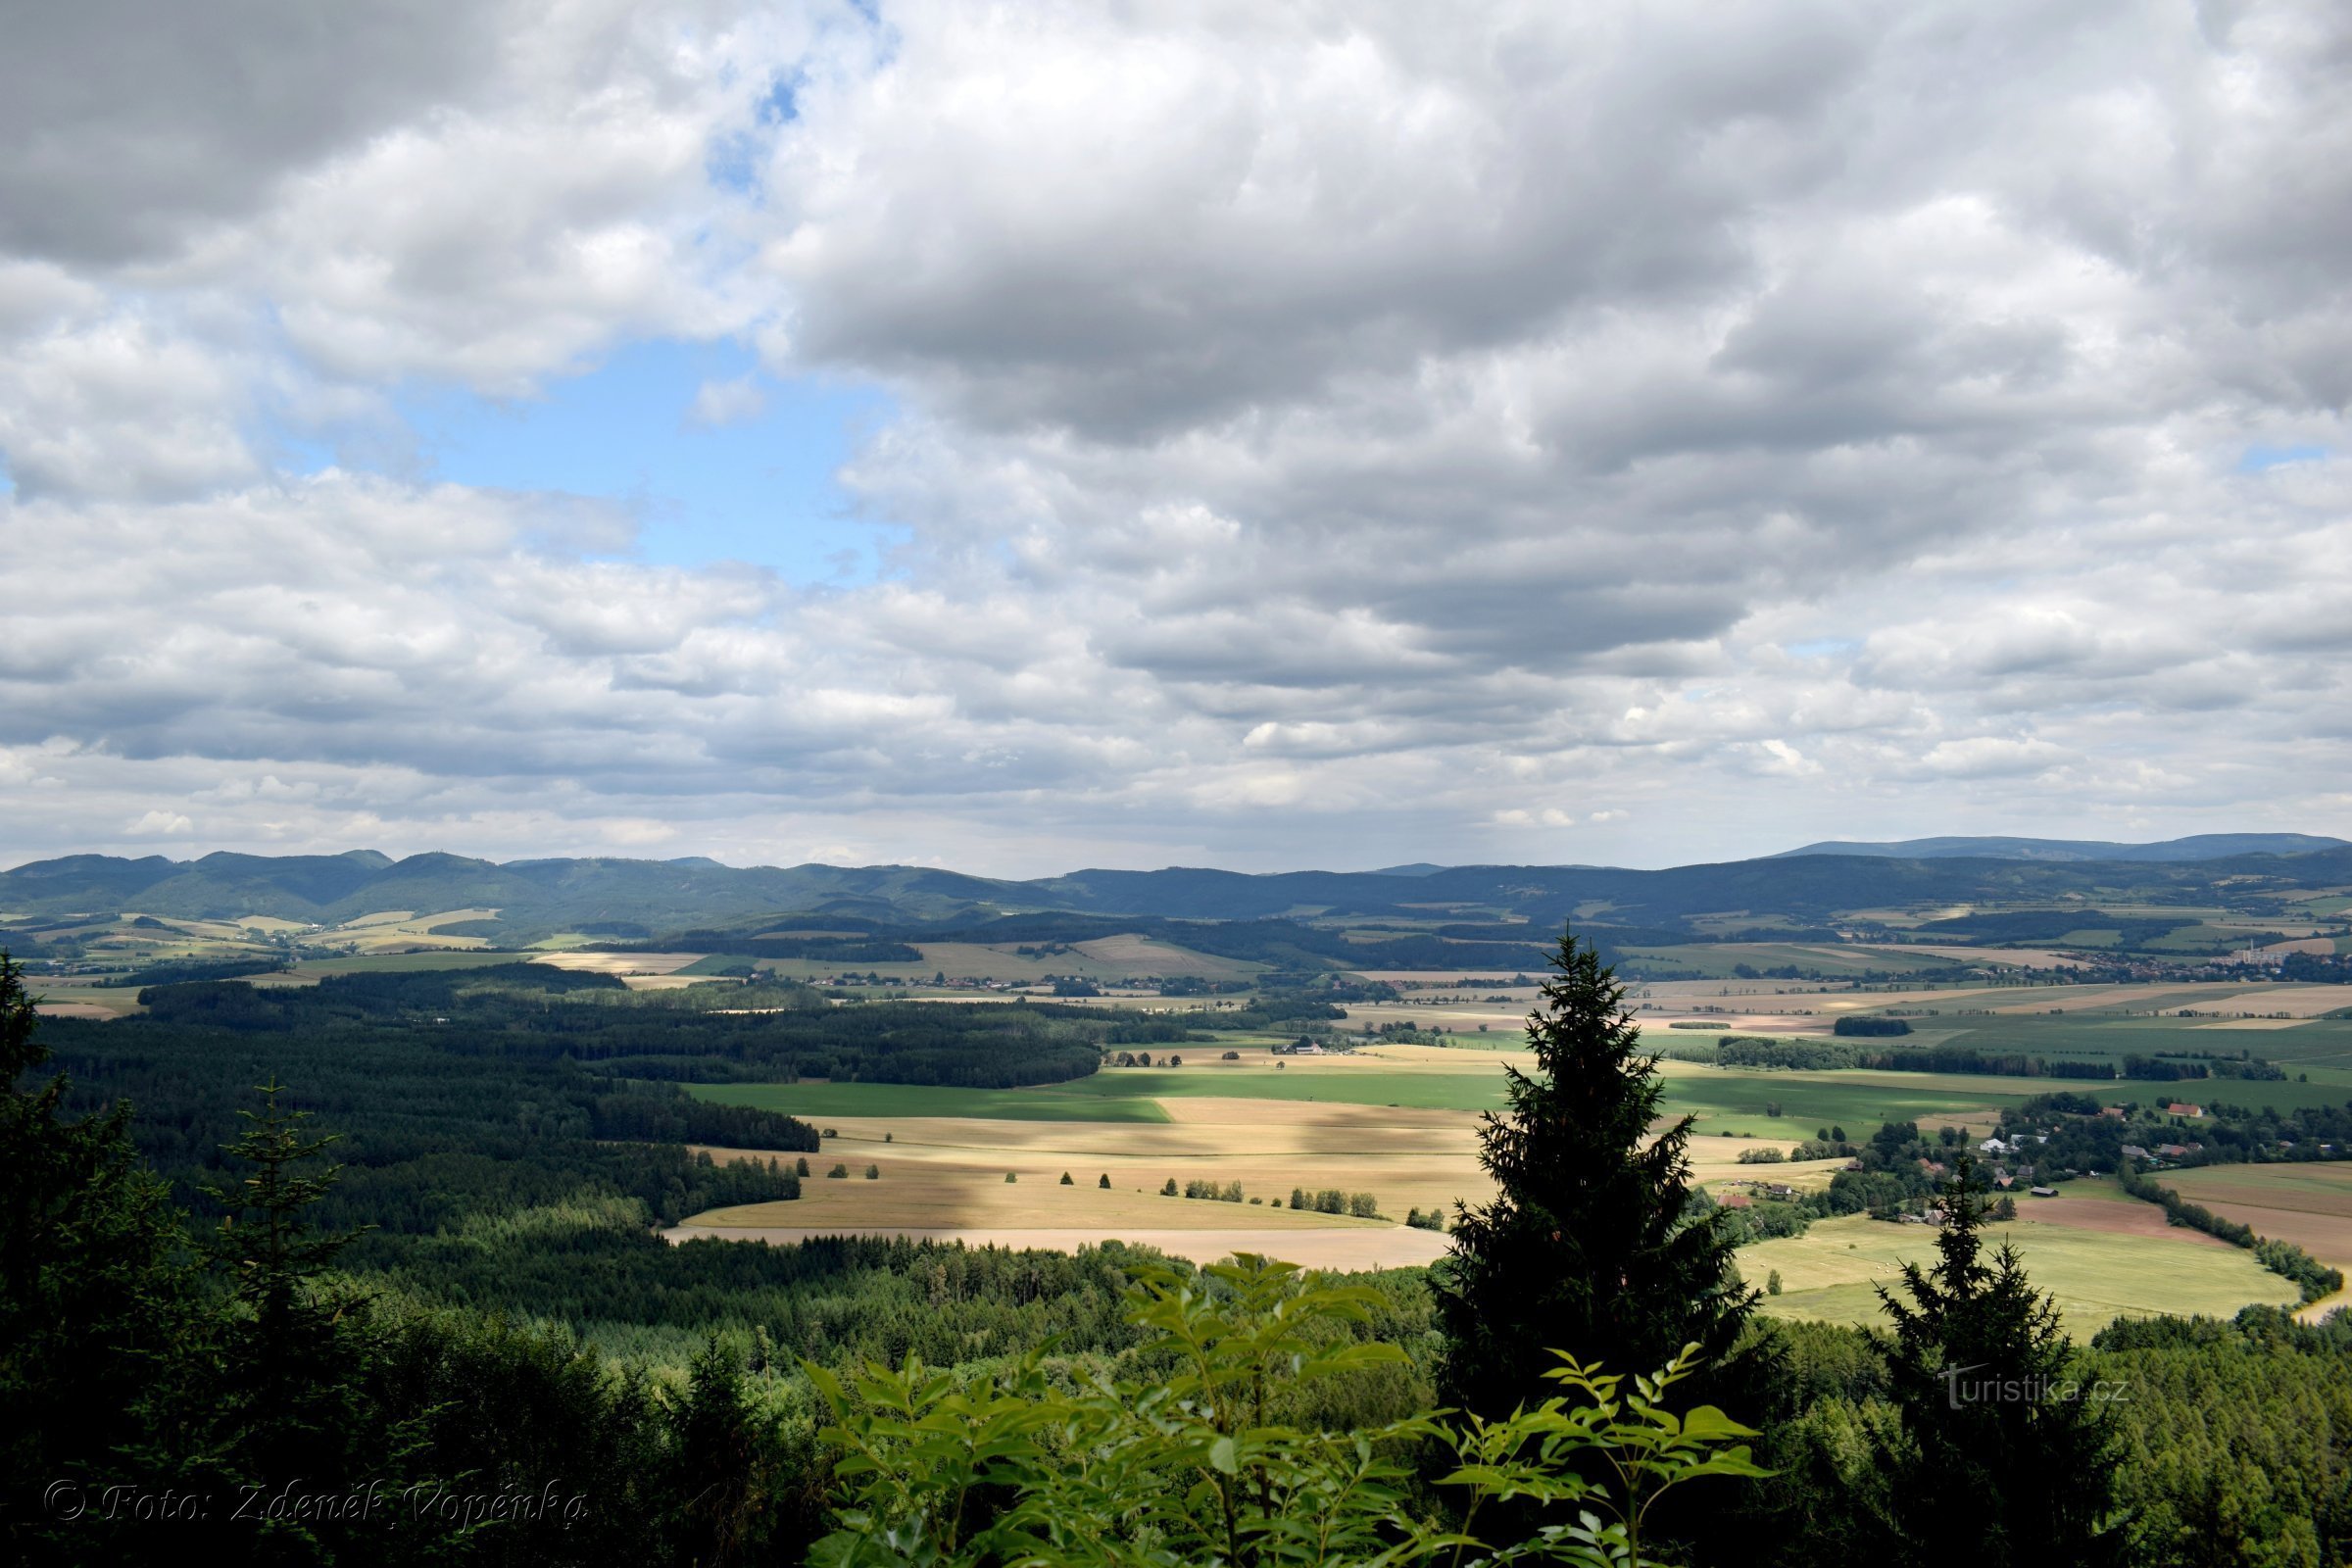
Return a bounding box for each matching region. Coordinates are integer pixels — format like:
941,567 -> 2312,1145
23,915 -> 2352,1335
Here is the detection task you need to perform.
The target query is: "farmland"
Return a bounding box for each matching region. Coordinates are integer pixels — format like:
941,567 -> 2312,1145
2161,1162 -> 2352,1316
676,1034 -> 2311,1334
1743,1195 -> 2296,1334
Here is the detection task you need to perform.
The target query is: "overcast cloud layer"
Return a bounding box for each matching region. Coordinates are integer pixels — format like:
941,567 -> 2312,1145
3,0 -> 2348,874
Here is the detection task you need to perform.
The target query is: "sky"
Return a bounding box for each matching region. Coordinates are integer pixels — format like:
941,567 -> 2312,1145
2,0 -> 2348,877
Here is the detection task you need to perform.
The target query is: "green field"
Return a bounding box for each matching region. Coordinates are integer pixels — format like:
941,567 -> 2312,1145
1656,1063 -> 2036,1135
1744,1209 -> 2295,1334
268,950 -> 529,978
1618,943 -> 1965,979
690,1054 -> 2035,1136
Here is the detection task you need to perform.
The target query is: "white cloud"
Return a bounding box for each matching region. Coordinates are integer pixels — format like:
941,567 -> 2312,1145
0,0 -> 2348,870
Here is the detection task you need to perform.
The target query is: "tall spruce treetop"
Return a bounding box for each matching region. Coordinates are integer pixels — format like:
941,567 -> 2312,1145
1436,925 -> 1751,1419
1877,1156 -> 2118,1566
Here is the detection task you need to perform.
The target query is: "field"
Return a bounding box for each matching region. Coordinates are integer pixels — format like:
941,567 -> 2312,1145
1743,1190 -> 2296,1334
708,939 -> 1266,985
690,1043 -> 2060,1137
1617,943 -> 1968,979
2162,1163 -> 2352,1317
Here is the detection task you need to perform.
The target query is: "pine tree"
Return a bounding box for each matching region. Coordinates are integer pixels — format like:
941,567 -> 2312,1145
1877,1156 -> 2118,1565
1436,925 -> 1753,1419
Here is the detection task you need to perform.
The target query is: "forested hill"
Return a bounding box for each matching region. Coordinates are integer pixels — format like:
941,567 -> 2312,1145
1773,832 -> 2348,862
3,837 -> 2349,944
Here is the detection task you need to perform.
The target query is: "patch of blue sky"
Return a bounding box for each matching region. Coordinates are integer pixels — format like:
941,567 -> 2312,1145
391,339 -> 898,582
707,74 -> 800,195
2237,443 -> 2328,473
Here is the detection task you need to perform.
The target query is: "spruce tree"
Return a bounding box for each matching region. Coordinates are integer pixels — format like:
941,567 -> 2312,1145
205,1080 -> 378,1498
1435,924 -> 1752,1419
1877,1156 -> 2118,1564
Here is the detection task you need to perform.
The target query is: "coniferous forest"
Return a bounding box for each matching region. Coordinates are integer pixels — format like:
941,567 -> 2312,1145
9,940 -> 2352,1566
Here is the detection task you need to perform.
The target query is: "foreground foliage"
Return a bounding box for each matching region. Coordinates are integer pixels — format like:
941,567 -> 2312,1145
813,1253 -> 1766,1567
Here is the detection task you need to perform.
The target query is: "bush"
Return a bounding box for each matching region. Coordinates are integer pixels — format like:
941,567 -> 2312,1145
1004,1172 -> 1017,1183
1099,1173 -> 1111,1189
1348,1192 -> 1379,1219
810,1254 -> 1766,1567
1161,1178 -> 1178,1197
865,1163 -> 880,1180
827,1163 -> 848,1178
1737,1147 -> 1788,1164
1059,1171 -> 1074,1185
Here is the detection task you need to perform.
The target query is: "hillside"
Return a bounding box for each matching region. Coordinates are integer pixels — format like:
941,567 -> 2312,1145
4,839 -> 2348,965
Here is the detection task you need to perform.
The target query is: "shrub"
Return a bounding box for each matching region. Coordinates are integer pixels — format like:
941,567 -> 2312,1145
1004,1171 -> 1017,1183
1161,1178 -> 1178,1197
826,1163 -> 848,1178
1099,1173 -> 1111,1189
1059,1171 -> 1074,1185
809,1254 -> 1766,1567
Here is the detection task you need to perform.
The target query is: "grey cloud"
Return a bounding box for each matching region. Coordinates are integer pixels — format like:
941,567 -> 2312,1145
0,0 -> 511,266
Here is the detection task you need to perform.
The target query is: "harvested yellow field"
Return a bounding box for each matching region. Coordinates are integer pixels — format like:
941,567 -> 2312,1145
331,908 -> 501,952
2178,985 -> 2352,1018
532,950 -> 708,975
681,1093 -> 1826,1258
1070,933 -> 1264,977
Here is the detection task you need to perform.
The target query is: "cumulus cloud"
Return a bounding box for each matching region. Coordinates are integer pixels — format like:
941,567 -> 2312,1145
0,0 -> 2348,871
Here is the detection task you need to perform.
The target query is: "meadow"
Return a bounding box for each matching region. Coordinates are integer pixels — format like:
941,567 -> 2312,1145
1743,1194 -> 2296,1334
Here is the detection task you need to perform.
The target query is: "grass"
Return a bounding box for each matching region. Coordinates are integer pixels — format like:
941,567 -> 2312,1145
1744,1210 -> 2294,1335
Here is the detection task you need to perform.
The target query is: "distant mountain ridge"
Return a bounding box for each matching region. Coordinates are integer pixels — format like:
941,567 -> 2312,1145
3,835 -> 2348,946
1772,833 -> 2348,862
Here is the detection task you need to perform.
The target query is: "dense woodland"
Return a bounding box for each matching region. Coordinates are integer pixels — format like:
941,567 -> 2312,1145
11,938 -> 2352,1566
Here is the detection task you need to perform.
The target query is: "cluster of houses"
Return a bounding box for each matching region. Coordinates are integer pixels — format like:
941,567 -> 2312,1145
1970,1131 -> 2054,1192
2119,1140 -> 2204,1167
1716,1178 -> 1801,1208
